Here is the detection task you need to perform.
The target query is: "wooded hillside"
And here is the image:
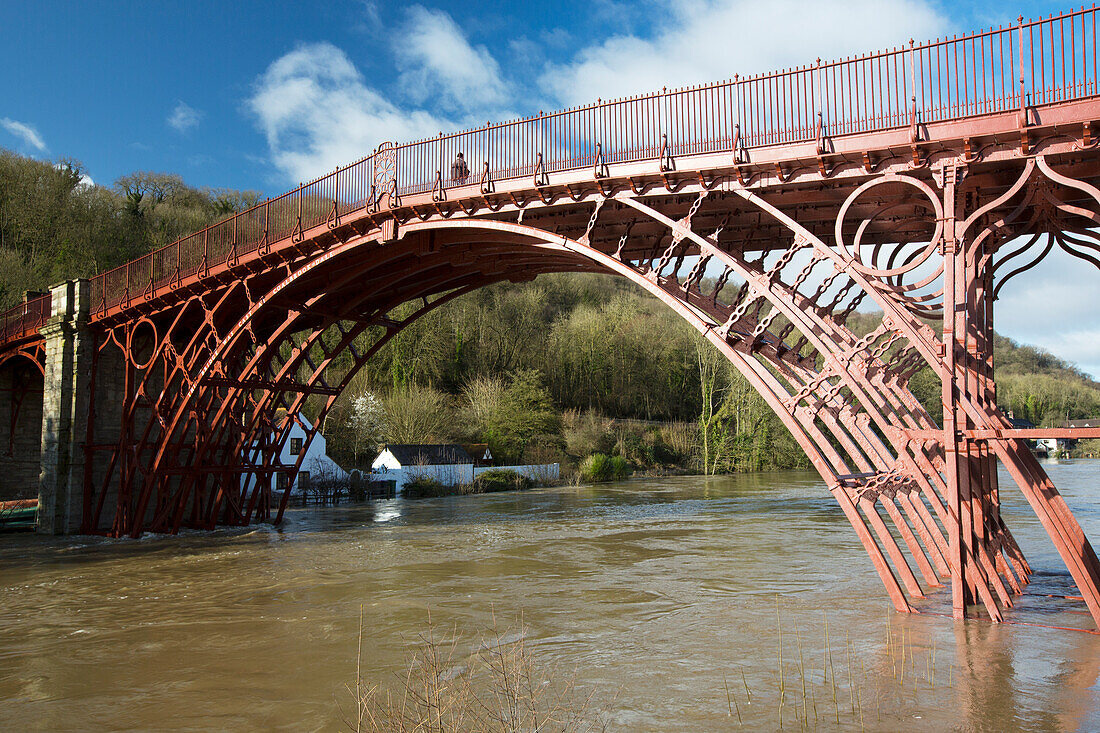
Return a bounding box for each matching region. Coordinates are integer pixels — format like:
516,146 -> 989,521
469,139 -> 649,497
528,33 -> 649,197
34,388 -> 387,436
0,150 -> 259,305
4,148 -> 1096,473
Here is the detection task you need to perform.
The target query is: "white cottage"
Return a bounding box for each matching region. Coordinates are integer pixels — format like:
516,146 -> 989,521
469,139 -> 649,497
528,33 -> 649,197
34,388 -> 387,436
243,415 -> 347,494
370,443 -> 560,493
371,444 -> 475,492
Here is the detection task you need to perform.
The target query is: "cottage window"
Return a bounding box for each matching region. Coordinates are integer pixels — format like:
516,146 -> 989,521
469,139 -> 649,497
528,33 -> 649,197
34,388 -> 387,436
290,438 -> 303,454
276,473 -> 290,489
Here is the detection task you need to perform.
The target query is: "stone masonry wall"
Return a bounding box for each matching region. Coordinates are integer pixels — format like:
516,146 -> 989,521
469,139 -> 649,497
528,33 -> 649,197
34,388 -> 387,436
37,280 -> 91,534
0,361 -> 43,502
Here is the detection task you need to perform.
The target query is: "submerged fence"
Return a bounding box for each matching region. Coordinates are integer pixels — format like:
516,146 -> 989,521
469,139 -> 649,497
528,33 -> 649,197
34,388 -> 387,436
4,7 -> 1098,335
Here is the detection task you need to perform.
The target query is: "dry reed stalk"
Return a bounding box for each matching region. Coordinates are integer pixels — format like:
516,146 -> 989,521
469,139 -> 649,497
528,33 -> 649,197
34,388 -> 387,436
344,608 -> 601,732
356,605 -> 364,733
824,613 -> 839,724
856,682 -> 865,732
777,595 -> 786,730
795,629 -> 809,724
931,636 -> 937,689
724,673 -> 742,726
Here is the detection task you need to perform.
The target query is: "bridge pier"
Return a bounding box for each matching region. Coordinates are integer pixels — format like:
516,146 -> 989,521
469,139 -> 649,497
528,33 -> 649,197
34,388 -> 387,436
36,280 -> 91,534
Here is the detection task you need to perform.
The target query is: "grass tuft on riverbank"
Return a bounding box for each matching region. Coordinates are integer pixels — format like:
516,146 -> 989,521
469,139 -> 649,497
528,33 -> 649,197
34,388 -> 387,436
579,453 -> 631,483
342,609 -> 602,732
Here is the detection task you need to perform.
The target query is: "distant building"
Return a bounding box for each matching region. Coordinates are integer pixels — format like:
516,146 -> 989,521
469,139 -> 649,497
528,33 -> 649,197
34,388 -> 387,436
370,443 -> 560,494
1007,414 -> 1036,430
1035,437 -> 1073,456
1063,418 -> 1100,430
1004,413 -> 1044,453
1030,417 -> 1100,456
462,443 -> 494,466
243,415 -> 347,494
371,444 -> 475,491
1038,417 -> 1100,456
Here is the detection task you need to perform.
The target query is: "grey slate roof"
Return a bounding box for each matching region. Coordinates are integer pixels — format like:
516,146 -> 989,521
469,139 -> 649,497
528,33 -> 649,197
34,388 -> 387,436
1064,418 -> 1100,429
383,444 -> 473,466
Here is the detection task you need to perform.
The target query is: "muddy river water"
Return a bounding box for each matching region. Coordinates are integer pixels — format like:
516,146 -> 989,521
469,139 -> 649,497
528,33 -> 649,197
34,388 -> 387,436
3,462 -> 1100,731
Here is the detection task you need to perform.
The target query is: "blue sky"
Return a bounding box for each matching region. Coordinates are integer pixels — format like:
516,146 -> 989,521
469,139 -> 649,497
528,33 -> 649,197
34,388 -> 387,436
3,0 -> 1098,375
2,0 -> 1069,191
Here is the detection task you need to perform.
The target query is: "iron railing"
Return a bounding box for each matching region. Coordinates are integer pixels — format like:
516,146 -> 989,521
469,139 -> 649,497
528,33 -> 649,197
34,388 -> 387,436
3,6 -> 1097,336
0,296 -> 51,343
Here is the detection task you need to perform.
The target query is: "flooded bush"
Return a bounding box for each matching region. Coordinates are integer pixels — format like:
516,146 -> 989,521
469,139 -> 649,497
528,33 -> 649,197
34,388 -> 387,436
403,471 -> 537,499
579,453 -> 631,482
608,456 -> 630,480
472,469 -> 533,493
401,475 -> 448,498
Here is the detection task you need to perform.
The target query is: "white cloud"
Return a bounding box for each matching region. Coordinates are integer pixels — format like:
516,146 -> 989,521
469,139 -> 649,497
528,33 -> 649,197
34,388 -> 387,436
397,6 -> 509,114
992,247 -> 1100,379
0,118 -> 47,152
54,162 -> 95,189
168,101 -> 203,132
541,0 -> 948,105
249,0 -> 946,184
249,42 -> 449,183
248,3 -> 520,185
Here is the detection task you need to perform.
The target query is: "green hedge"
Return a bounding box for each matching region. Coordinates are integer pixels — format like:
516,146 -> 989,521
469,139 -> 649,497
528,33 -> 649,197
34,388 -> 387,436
472,469 -> 533,493
402,475 -> 448,498
579,453 -> 632,482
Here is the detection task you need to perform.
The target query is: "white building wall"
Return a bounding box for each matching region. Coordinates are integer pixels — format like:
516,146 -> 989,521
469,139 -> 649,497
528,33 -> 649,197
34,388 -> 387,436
370,463 -> 474,492
1037,437 -> 1072,455
372,449 -> 404,471
369,449 -> 559,496
474,464 -> 560,482
370,463 -> 561,495
243,417 -> 347,494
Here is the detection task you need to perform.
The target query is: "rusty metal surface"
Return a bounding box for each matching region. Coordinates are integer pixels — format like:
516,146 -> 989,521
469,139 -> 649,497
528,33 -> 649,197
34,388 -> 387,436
1,7 -> 1099,629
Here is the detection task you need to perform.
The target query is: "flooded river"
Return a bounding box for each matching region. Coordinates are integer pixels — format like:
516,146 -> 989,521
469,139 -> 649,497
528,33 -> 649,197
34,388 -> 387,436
3,462 -> 1100,731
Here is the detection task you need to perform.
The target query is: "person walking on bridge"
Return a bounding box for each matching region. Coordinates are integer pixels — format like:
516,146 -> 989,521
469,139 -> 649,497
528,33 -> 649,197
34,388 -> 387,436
451,152 -> 470,184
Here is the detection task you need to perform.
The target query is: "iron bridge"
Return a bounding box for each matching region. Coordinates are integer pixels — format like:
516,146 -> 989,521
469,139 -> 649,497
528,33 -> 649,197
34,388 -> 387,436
2,9 -> 1100,627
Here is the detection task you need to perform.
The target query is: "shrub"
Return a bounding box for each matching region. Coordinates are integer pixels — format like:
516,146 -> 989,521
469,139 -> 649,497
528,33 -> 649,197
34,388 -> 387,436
580,453 -> 608,482
580,453 -> 632,482
607,455 -> 631,480
472,469 -> 533,493
562,409 -> 614,458
402,475 -> 448,498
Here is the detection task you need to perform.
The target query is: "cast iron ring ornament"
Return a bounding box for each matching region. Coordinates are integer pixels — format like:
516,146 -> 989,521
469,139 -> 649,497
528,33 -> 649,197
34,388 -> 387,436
834,174 -> 944,279
834,174 -> 947,315
126,318 -> 159,371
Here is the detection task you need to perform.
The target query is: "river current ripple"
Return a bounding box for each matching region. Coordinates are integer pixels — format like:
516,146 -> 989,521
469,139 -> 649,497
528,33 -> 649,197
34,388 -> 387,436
2,462 -> 1100,731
